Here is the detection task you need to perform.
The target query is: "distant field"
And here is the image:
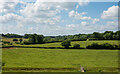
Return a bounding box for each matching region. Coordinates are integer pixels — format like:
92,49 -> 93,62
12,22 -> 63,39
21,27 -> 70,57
2,48 -> 118,72
2,37 -> 27,42
14,40 -> 119,48
2,37 -> 119,48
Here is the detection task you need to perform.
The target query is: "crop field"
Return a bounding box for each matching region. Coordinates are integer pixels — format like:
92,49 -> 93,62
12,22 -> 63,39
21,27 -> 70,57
2,48 -> 119,72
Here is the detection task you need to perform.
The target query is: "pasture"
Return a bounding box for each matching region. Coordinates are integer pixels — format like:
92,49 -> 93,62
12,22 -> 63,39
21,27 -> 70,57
2,39 -> 119,72
14,40 -> 119,48
2,48 -> 118,72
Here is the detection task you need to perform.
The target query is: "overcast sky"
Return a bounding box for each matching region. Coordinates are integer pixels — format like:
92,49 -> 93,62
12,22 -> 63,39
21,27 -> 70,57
0,0 -> 119,36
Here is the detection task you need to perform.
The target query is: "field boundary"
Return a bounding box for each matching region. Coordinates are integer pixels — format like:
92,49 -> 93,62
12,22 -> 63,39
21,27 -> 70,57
1,46 -> 119,50
2,67 -> 119,72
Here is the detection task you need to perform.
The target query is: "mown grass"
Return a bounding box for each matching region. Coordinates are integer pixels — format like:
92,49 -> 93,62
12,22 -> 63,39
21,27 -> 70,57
2,48 -> 118,72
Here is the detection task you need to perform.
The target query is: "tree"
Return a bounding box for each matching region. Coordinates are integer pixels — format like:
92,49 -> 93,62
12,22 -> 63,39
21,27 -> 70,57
93,32 -> 100,39
27,34 -> 44,44
28,34 -> 36,44
103,31 -> 113,40
19,38 -> 23,43
35,35 -> 44,44
61,40 -> 71,48
73,44 -> 80,48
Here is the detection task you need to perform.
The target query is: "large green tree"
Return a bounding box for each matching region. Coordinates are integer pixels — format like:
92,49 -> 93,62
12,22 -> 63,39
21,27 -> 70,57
28,34 -> 44,44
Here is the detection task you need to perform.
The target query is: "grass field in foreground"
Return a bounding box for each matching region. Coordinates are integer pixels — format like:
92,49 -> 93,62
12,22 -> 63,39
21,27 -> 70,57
14,40 -> 119,48
2,48 -> 118,72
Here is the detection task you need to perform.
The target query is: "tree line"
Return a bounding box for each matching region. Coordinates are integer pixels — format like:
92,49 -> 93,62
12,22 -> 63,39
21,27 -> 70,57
1,30 -> 120,44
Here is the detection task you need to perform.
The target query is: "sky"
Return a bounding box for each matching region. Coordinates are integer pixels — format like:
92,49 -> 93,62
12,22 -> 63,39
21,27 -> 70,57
0,0 -> 119,36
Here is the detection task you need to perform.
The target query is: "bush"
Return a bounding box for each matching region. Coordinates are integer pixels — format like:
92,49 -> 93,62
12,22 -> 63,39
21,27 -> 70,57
100,43 -> 114,49
3,41 -> 10,44
13,38 -> 18,41
8,42 -> 13,45
2,61 -> 5,66
86,43 -> 99,49
73,44 -> 80,48
19,38 -> 23,43
61,40 -> 71,48
86,43 -> 118,49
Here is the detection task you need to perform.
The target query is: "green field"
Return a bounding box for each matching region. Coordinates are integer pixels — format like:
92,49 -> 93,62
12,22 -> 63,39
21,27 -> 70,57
2,40 -> 119,72
14,40 -> 119,48
2,48 -> 118,72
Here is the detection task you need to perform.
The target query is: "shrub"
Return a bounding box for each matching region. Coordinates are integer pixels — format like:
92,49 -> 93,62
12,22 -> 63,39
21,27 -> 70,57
19,38 -> 23,43
13,38 -> 18,41
86,43 -> 99,49
100,43 -> 114,49
73,44 -> 80,48
86,43 -> 118,49
3,41 -> 10,44
2,43 -> 4,45
8,42 -> 13,45
61,40 -> 71,48
2,61 -> 5,66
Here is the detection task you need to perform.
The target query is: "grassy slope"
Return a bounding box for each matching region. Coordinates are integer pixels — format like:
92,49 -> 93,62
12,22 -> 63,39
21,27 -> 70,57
2,48 -> 118,72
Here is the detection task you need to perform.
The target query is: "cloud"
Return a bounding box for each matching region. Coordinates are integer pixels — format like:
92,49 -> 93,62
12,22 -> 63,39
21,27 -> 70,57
78,0 -> 89,6
91,18 -> 100,24
69,10 -> 91,20
101,5 -> 118,19
69,10 -> 100,24
0,13 -> 23,23
0,0 -> 27,13
1,0 -> 77,35
19,1 -> 76,26
81,21 -> 89,26
106,21 -> 118,25
66,24 -> 76,28
64,21 -> 118,35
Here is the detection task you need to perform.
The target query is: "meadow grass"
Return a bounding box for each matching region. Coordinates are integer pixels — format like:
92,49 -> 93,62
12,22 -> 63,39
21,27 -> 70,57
2,48 -> 118,72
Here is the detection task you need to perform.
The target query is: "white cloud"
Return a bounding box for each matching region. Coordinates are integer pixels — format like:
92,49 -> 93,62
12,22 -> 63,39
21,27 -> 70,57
64,21 -> 118,35
66,24 -> 76,28
106,21 -> 118,25
81,21 -> 89,26
0,13 -> 23,23
92,18 -> 100,24
0,0 -> 27,13
69,10 -> 91,20
78,0 -> 89,6
101,5 -> 118,19
19,1 -> 76,26
69,10 -> 100,25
